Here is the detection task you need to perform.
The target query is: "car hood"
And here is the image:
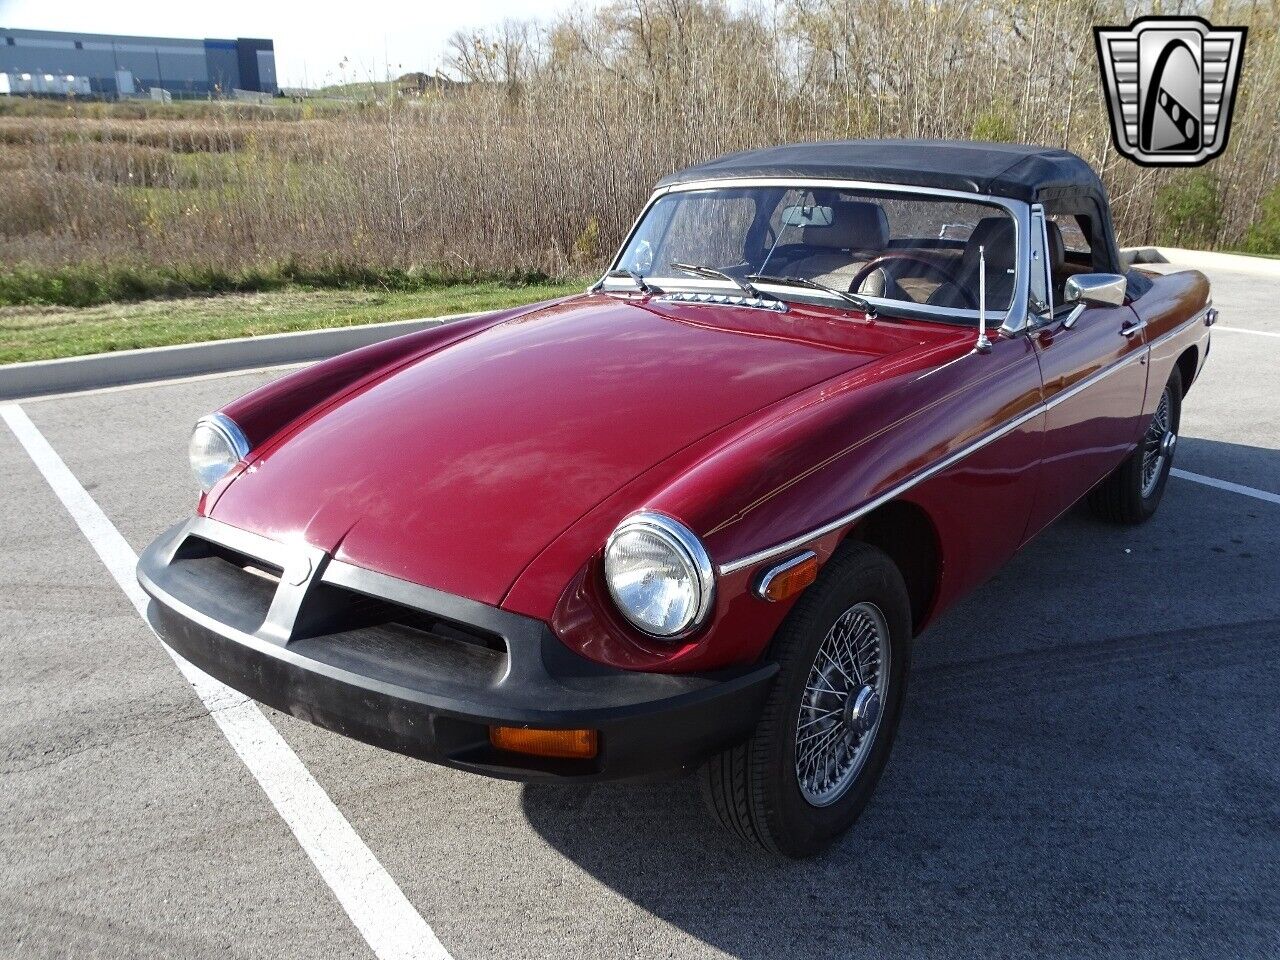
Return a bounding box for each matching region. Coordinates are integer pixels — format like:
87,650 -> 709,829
208,295 -> 900,605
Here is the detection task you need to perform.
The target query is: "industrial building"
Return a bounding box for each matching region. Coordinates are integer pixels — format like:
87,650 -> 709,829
0,28 -> 277,99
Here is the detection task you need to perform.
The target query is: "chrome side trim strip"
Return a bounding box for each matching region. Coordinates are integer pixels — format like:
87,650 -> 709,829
719,403 -> 1044,575
1043,347 -> 1146,412
717,311 -> 1206,576
1148,307 -> 1209,351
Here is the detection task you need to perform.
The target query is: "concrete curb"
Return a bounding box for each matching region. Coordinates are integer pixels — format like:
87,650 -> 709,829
1123,247 -> 1280,278
0,312 -> 474,402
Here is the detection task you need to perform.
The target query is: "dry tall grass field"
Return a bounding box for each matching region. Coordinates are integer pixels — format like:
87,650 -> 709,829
2,0 -> 1278,303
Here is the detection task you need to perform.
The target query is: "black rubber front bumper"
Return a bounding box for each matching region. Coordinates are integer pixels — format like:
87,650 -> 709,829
137,517 -> 776,781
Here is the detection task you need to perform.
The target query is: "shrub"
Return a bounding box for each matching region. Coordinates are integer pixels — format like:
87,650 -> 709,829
971,110 -> 1017,143
1155,173 -> 1222,249
1241,185 -> 1280,256
573,218 -> 601,263
0,261 -> 554,308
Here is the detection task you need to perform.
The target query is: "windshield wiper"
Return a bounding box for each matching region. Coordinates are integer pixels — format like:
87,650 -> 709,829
746,274 -> 878,318
669,262 -> 779,303
590,268 -> 655,294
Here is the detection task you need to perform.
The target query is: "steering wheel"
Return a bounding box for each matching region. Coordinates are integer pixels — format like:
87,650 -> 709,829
848,254 -> 977,309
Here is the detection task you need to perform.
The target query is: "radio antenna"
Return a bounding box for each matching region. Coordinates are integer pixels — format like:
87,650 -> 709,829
976,244 -> 992,353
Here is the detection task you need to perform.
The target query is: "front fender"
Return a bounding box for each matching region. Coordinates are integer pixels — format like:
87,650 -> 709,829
220,299 -> 576,454
501,328 -> 998,672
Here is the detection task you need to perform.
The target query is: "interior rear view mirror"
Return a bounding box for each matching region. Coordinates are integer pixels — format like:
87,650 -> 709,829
780,205 -> 834,228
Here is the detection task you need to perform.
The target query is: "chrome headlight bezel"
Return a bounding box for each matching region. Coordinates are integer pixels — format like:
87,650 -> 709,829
603,511 -> 716,639
189,412 -> 250,493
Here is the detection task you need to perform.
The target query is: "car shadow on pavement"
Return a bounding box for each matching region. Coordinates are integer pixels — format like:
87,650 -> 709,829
521,437 -> 1280,959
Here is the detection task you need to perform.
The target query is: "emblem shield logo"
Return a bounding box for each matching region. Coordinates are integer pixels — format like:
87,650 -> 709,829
1094,16 -> 1246,167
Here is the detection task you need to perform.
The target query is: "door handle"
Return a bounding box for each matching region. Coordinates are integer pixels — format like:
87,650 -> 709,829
1120,320 -> 1147,338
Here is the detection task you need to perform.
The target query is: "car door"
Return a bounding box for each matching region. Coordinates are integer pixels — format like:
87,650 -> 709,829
1024,209 -> 1148,537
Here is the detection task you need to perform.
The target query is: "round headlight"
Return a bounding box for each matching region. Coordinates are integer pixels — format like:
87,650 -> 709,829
189,413 -> 250,492
604,512 -> 715,638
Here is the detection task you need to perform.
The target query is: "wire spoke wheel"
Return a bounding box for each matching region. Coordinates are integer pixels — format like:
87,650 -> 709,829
702,542 -> 909,856
1141,388 -> 1173,498
795,601 -> 890,807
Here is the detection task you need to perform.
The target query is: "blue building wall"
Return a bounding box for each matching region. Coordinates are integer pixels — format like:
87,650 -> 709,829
203,39 -> 242,94
0,28 -> 277,97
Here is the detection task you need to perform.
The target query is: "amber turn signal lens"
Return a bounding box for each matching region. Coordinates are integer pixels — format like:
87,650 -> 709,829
489,726 -> 599,760
759,553 -> 819,602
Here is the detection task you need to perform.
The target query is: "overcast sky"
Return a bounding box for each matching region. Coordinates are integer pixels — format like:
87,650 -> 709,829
0,0 -> 592,88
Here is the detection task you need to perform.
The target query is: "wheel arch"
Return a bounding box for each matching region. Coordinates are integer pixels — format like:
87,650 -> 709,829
1175,345 -> 1198,396
844,499 -> 940,636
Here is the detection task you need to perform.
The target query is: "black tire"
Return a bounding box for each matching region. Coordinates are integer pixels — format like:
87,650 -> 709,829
700,541 -> 911,858
1087,366 -> 1183,524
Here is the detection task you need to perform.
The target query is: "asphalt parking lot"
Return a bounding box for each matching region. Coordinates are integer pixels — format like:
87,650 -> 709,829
2,258 -> 1278,960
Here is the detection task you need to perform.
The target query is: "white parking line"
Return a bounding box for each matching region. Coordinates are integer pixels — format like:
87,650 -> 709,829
1215,326 -> 1280,339
0,404 -> 452,960
1172,468 -> 1280,505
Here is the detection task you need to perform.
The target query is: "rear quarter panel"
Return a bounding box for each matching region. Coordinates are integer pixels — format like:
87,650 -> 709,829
1130,270 -> 1212,414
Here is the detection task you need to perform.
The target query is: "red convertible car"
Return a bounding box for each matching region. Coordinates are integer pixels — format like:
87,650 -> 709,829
140,141 -> 1214,857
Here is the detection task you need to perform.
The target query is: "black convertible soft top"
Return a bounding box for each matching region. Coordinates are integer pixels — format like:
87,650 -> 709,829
659,139 -> 1100,203
657,139 -> 1121,271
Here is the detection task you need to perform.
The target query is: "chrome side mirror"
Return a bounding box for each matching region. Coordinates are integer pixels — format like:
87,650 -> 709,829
1064,273 -> 1127,308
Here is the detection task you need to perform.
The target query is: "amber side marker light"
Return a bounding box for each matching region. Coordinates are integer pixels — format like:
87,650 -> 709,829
757,550 -> 820,603
489,726 -> 599,760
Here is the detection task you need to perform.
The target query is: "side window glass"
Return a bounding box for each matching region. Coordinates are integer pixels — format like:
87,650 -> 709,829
1052,214 -> 1092,256
1047,210 -> 1108,272
1050,212 -> 1093,273
1028,207 -> 1052,319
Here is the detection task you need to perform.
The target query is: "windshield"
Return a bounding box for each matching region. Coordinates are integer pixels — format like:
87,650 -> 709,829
615,186 -> 1019,318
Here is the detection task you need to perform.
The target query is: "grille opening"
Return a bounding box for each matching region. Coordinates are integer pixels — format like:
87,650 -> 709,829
209,542 -> 283,583
166,535 -> 283,633
175,535 -> 284,582
299,585 -> 504,655
165,534 -> 509,685
289,581 -> 508,686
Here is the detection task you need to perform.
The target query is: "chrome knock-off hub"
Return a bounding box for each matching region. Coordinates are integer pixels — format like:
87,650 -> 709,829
845,684 -> 881,734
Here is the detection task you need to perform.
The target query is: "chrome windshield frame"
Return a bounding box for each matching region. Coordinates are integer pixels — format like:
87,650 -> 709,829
601,177 -> 1032,335
1027,202 -> 1056,327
